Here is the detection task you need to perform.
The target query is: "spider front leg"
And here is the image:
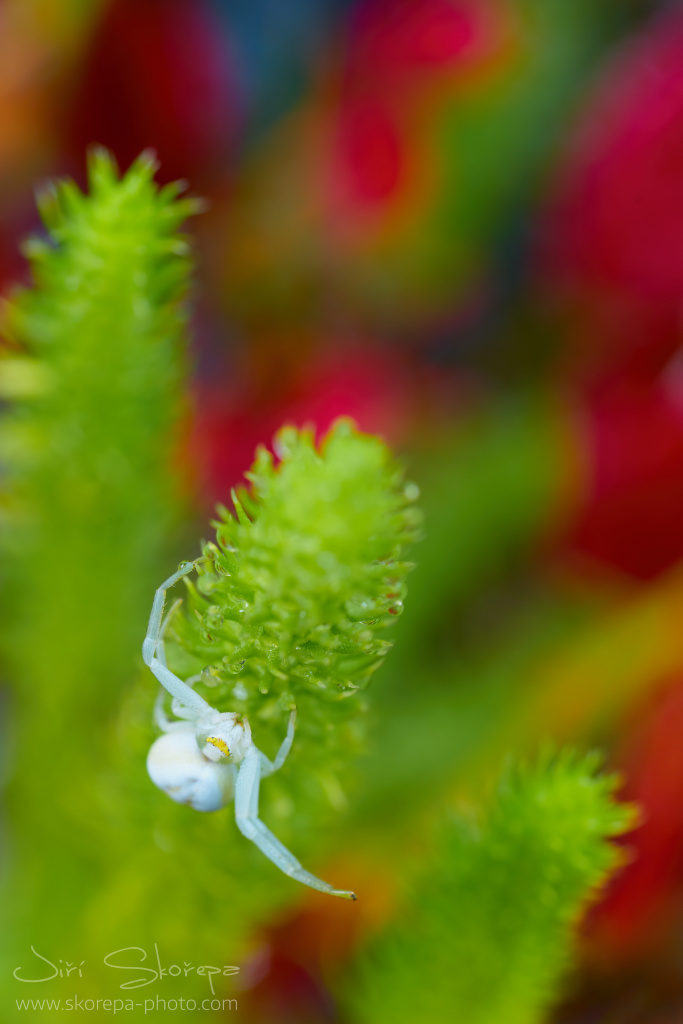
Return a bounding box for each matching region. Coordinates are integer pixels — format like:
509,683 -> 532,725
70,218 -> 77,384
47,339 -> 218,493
142,561 -> 210,716
259,709 -> 297,778
153,597 -> 200,731
234,745 -> 356,900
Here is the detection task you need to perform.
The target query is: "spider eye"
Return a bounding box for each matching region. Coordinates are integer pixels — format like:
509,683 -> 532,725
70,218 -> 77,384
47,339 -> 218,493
205,736 -> 230,758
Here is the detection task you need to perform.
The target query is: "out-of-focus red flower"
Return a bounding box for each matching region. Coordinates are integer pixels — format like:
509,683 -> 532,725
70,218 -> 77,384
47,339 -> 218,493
326,0 -> 509,227
331,99 -> 404,208
347,0 -> 492,84
65,0 -> 239,186
564,373 -> 683,580
589,678 -> 683,958
542,9 -> 683,579
542,7 -> 683,385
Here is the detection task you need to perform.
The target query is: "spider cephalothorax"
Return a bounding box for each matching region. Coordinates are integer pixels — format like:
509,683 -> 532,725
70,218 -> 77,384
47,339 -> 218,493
196,710 -> 252,764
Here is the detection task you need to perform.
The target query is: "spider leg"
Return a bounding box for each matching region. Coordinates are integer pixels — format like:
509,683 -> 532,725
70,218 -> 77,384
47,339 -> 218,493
259,709 -> 297,778
234,747 -> 356,900
154,600 -> 199,730
157,597 -> 182,666
143,561 -> 210,716
147,656 -> 209,716
154,687 -> 196,731
143,562 -> 195,664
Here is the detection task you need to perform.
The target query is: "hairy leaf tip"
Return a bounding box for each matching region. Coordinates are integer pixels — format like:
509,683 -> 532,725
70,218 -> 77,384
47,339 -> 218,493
352,750 -> 638,1024
167,419 -> 421,738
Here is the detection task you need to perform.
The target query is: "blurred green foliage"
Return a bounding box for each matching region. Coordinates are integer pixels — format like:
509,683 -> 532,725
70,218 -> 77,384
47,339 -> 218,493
0,147 -> 198,674
353,402 -> 576,822
0,151 -> 221,1005
350,752 -> 636,1024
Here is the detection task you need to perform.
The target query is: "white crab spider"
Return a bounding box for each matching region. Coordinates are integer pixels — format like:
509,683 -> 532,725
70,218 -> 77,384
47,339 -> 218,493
142,560 -> 356,901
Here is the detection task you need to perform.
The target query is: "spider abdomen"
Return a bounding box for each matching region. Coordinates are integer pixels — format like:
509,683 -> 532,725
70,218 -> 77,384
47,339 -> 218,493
147,728 -> 235,812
